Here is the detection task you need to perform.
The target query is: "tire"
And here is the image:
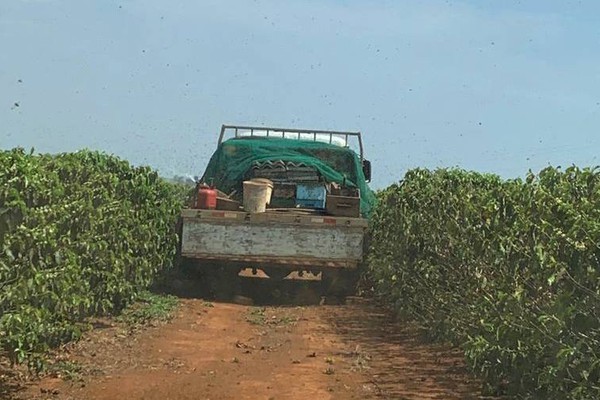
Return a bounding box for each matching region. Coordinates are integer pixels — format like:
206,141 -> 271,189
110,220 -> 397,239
321,269 -> 359,301
206,264 -> 240,301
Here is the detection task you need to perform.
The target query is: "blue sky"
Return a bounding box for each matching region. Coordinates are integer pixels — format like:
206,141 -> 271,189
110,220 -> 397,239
1,0 -> 599,188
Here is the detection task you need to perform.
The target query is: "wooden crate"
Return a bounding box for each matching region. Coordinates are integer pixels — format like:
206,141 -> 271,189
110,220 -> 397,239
330,187 -> 360,197
326,195 -> 360,218
216,197 -> 241,211
273,182 -> 296,199
270,183 -> 297,208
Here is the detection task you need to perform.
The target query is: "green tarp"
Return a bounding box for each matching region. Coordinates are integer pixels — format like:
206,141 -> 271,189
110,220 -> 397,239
200,137 -> 376,217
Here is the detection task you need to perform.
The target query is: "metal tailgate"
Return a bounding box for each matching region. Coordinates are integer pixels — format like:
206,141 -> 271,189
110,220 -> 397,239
180,209 -> 368,268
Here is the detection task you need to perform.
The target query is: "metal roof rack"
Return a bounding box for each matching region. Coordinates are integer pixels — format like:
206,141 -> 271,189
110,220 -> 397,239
218,124 -> 365,160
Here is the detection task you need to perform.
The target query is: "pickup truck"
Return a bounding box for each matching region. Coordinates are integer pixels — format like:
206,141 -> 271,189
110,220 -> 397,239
179,125 -> 375,300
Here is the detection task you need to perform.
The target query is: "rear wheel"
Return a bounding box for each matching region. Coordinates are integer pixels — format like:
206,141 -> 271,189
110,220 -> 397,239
320,269 -> 359,304
206,264 -> 241,301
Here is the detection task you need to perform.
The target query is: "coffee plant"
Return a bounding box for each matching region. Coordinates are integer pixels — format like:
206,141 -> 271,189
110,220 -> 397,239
0,148 -> 185,370
368,167 -> 600,399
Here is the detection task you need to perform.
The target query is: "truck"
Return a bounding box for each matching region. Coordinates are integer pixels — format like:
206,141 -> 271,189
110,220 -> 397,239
179,125 -> 375,301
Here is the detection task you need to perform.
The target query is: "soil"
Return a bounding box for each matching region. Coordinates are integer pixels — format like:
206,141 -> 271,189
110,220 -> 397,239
2,278 -> 494,400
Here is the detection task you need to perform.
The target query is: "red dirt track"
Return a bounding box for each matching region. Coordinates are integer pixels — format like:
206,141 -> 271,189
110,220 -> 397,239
9,294 -> 493,400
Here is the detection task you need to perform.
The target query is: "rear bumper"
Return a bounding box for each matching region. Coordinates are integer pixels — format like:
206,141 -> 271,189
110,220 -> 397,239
181,253 -> 359,269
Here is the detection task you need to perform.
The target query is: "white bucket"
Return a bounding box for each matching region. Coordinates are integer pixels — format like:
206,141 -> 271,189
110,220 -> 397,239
243,180 -> 273,213
249,178 -> 273,204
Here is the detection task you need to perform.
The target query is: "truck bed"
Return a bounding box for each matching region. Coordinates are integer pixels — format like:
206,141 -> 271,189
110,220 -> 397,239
180,209 -> 368,269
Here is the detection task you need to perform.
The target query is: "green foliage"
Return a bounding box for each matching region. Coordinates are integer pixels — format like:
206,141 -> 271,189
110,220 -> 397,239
367,167 -> 600,399
0,148 -> 183,370
246,307 -> 268,326
117,291 -> 178,326
46,360 -> 82,381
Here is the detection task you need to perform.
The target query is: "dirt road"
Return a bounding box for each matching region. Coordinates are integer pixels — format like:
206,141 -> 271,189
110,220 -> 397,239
10,286 -> 491,400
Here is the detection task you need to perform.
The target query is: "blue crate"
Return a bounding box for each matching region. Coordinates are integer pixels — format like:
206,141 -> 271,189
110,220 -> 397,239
296,198 -> 326,208
296,184 -> 326,209
296,184 -> 326,200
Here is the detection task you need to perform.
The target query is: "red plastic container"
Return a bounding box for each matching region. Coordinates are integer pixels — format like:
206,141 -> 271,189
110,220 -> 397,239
196,183 -> 217,209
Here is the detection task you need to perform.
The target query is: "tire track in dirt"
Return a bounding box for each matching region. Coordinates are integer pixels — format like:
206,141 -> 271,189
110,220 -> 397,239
15,298 -> 492,400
